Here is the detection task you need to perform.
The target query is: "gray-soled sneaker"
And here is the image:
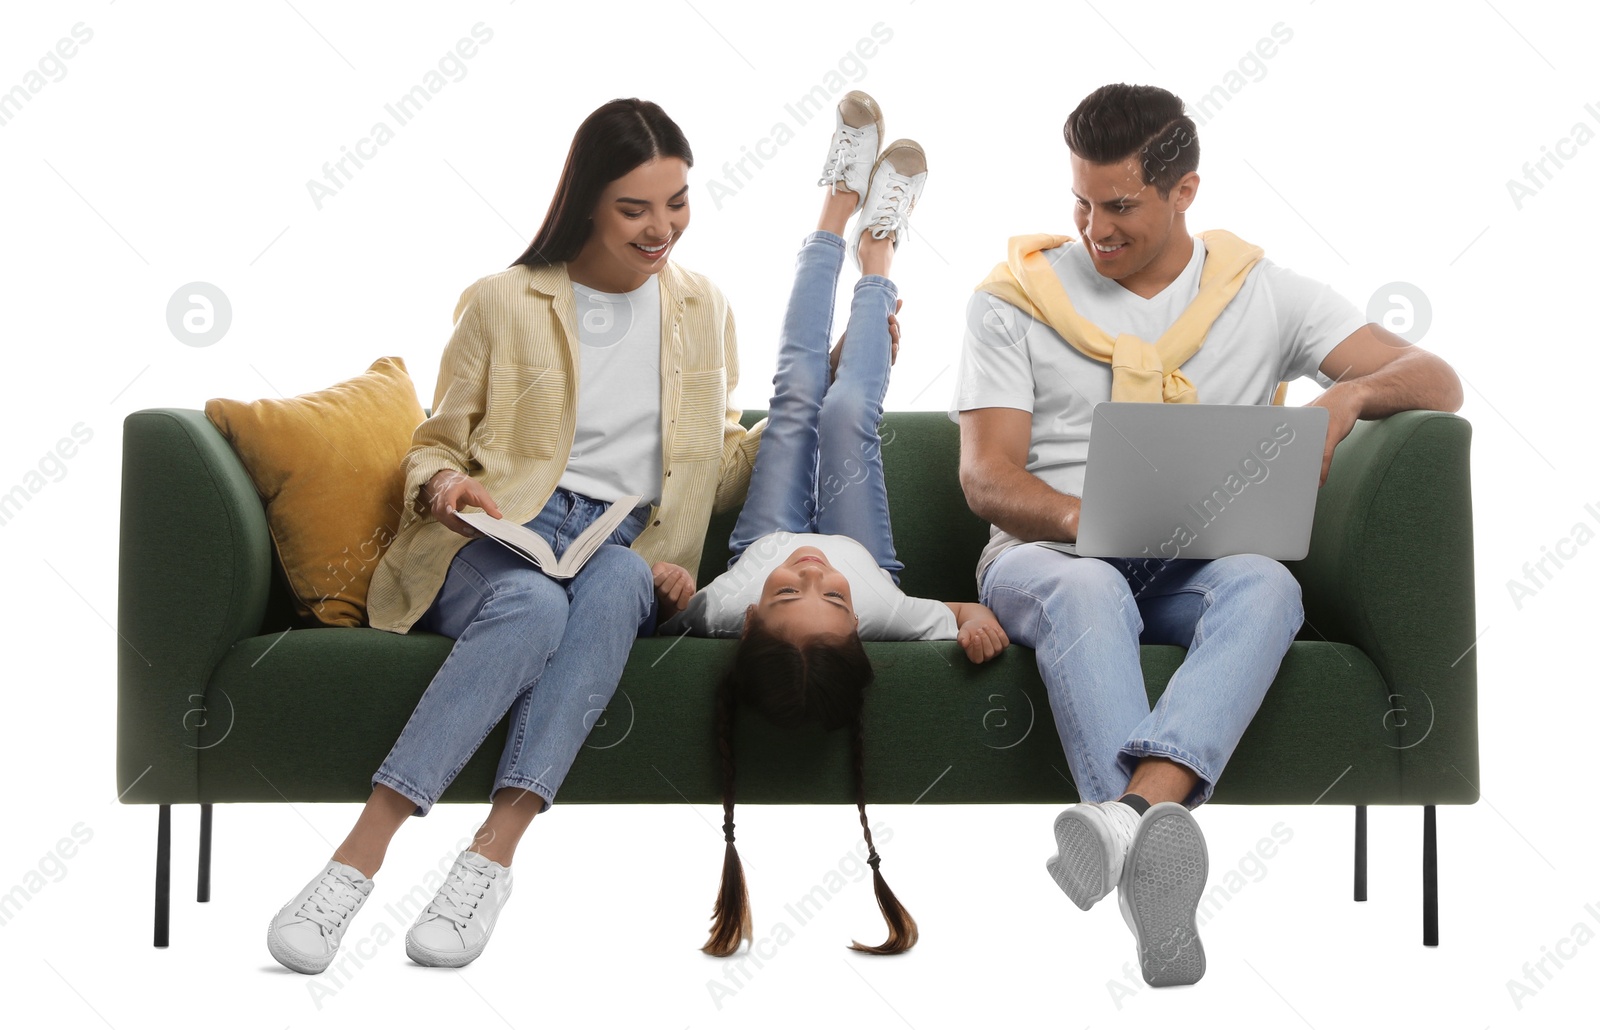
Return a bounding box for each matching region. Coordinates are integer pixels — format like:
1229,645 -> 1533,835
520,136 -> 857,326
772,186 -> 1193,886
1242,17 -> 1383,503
1046,800 -> 1141,911
1117,802 -> 1209,987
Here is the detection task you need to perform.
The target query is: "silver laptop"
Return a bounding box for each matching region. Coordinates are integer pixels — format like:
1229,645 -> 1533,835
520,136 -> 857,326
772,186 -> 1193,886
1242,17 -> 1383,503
1064,402 -> 1329,561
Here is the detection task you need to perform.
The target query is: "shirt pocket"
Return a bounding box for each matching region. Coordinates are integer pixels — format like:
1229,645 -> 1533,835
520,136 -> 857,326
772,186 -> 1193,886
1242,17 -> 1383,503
671,367 -> 726,462
477,363 -> 567,459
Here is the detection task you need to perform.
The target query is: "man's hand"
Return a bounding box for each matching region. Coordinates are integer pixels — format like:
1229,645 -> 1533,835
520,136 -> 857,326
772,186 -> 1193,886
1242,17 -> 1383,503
651,562 -> 696,620
829,298 -> 903,382
1305,380 -> 1365,486
1307,322 -> 1463,487
426,469 -> 503,538
951,602 -> 1010,663
959,408 -> 1082,544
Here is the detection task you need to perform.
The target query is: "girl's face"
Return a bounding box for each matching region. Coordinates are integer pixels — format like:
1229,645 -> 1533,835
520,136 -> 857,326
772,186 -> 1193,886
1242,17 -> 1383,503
571,156 -> 690,292
749,547 -> 858,644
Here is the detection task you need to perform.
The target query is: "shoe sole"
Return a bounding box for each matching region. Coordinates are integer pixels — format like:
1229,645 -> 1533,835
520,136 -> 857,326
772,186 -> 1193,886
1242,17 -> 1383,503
405,932 -> 487,969
404,878 -> 513,969
267,919 -> 334,975
1120,803 -> 1208,987
1046,807 -> 1115,911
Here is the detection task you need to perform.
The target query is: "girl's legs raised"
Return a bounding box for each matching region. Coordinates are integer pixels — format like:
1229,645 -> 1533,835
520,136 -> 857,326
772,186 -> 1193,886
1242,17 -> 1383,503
814,250 -> 902,580
724,193 -> 856,560
814,140 -> 925,581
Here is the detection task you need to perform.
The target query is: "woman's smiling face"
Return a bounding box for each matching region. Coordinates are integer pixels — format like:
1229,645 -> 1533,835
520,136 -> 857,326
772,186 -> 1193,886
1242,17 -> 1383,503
570,156 -> 690,292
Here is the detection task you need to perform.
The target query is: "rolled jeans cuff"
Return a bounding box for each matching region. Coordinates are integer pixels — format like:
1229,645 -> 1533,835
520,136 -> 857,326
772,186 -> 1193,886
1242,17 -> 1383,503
1117,741 -> 1214,808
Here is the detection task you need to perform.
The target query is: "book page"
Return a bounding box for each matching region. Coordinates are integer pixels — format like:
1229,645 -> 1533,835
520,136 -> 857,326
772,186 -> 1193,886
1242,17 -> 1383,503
553,494 -> 642,575
456,510 -> 558,571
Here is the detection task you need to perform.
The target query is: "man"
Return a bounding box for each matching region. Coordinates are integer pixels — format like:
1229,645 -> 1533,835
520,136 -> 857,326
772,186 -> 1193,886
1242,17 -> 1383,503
953,83 -> 1461,987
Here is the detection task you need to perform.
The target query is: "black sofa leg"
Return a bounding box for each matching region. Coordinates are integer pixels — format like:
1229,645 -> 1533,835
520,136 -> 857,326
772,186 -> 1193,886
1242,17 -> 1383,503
1354,805 -> 1368,902
154,804 -> 171,948
1423,805 -> 1439,947
198,803 -> 213,904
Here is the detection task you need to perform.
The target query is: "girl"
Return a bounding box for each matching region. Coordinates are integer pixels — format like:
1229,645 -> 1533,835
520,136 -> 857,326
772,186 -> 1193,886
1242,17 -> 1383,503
267,98 -> 752,973
661,92 -> 1009,957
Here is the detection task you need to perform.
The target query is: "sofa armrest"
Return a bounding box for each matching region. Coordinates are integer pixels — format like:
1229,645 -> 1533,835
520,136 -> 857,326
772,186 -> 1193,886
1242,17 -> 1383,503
1287,410 -> 1479,798
117,409 -> 275,803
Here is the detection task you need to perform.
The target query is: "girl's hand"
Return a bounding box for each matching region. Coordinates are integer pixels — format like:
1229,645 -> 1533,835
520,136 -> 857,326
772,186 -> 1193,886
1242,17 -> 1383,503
652,562 -> 697,620
426,469 -> 503,538
956,604 -> 1010,664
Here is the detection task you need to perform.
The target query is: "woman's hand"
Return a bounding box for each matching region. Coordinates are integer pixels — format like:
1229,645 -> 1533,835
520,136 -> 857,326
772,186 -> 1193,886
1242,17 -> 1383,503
829,298 -> 903,382
425,469 -> 503,538
952,602 -> 1010,664
651,562 -> 697,620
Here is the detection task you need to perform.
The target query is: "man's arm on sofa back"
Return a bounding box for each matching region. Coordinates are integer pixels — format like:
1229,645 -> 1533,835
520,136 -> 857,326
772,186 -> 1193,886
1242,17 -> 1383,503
117,409 -> 275,803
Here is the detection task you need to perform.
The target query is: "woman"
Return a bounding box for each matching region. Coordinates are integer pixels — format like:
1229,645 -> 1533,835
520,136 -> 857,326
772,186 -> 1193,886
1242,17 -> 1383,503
267,98 -> 759,973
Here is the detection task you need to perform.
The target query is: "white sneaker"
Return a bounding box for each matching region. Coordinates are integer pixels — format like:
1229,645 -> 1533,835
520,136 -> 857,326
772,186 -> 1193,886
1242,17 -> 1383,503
1046,800 -> 1141,911
849,139 -> 927,271
818,90 -> 883,208
405,850 -> 514,968
267,861 -> 374,975
1117,802 -> 1209,987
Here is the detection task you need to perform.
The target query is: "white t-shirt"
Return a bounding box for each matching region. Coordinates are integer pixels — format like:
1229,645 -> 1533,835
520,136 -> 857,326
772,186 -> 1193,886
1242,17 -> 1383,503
660,532 -> 958,640
952,235 -> 1365,585
559,276 -> 664,505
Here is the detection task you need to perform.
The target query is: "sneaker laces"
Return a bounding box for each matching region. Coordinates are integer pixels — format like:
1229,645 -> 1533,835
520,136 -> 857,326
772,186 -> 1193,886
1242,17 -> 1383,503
426,858 -> 495,930
818,126 -> 867,192
295,869 -> 364,934
864,171 -> 916,240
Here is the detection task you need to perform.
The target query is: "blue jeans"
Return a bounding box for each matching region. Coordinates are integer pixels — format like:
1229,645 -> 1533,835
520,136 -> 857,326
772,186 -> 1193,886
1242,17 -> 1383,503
980,547 -> 1303,807
726,230 -> 903,580
373,488 -> 655,815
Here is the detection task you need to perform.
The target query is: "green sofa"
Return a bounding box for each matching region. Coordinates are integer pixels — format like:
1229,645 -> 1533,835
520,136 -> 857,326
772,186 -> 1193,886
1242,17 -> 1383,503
117,406 -> 1477,948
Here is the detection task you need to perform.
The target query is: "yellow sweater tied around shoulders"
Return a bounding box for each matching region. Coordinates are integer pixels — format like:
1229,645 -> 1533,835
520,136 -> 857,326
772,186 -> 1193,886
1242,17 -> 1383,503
976,230 -> 1288,405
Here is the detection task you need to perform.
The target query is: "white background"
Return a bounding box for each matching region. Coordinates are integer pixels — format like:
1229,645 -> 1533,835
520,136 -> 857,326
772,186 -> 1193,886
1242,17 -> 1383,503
2,1 -> 1596,1027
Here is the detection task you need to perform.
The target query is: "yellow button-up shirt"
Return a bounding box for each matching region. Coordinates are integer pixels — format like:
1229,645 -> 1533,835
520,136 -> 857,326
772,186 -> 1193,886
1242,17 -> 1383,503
366,260 -> 764,633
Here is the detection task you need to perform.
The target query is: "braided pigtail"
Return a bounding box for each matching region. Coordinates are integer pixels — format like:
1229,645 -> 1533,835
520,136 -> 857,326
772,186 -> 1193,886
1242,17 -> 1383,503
847,702 -> 919,954
702,670 -> 752,956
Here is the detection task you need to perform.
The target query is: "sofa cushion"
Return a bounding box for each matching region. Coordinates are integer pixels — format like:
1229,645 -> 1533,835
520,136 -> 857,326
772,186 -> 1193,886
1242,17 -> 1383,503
204,357 -> 424,627
200,632 -> 1433,807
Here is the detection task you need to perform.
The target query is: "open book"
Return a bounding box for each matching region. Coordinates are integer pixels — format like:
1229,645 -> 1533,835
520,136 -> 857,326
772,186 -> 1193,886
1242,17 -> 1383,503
456,494 -> 642,580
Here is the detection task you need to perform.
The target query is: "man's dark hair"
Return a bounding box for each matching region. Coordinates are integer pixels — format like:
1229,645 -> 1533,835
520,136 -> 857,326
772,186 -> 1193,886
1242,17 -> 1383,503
1063,84 -> 1199,197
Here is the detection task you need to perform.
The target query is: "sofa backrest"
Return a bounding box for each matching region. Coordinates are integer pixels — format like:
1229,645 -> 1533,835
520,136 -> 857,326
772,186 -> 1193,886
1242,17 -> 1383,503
695,410 -> 991,603
247,408 -> 990,630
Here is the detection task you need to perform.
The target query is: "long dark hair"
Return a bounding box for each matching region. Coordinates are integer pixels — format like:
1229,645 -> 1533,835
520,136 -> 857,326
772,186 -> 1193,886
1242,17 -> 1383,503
702,617 -> 919,957
510,98 -> 694,268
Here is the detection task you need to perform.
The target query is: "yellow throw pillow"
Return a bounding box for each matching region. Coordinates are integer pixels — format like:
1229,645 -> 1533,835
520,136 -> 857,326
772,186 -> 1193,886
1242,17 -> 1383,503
205,357 -> 424,627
